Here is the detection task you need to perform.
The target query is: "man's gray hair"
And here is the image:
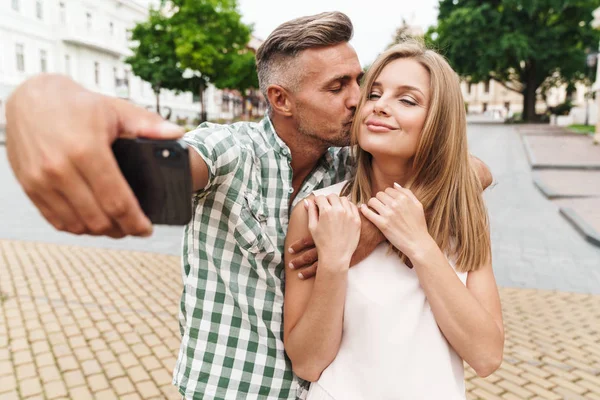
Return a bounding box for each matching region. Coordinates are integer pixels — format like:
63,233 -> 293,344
255,12 -> 354,102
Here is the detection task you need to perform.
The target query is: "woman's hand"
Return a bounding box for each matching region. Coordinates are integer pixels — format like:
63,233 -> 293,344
306,194 -> 361,272
359,183 -> 433,260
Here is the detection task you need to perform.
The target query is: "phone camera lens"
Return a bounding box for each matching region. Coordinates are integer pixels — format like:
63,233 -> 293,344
161,149 -> 171,158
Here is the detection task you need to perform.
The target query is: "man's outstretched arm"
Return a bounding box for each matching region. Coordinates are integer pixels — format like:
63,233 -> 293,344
6,74 -> 193,237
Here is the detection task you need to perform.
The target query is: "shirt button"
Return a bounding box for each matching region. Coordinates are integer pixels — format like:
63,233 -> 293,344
288,188 -> 294,194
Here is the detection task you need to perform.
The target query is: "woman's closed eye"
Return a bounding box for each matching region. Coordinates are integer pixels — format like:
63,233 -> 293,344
367,92 -> 381,100
400,98 -> 417,106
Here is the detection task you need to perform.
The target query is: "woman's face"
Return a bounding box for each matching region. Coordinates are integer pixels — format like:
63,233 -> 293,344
358,58 -> 430,162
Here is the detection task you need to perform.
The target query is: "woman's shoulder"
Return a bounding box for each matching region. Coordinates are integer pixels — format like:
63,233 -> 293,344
312,180 -> 349,197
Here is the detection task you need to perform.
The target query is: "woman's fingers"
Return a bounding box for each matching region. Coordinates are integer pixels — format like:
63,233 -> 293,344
359,203 -> 384,228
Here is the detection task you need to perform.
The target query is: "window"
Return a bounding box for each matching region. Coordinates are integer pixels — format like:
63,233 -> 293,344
113,66 -> 117,87
59,2 -> 66,23
484,80 -> 490,94
467,82 -> 472,94
222,94 -> 230,112
110,22 -> 114,36
15,44 -> 25,72
86,12 -> 92,31
94,62 -> 100,85
36,0 -> 43,19
12,0 -> 19,12
64,54 -> 71,76
40,50 -> 47,72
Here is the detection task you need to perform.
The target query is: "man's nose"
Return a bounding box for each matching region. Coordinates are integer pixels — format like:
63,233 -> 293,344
346,81 -> 361,110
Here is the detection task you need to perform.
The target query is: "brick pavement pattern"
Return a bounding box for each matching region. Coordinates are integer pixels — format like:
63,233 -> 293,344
1,240 -> 600,399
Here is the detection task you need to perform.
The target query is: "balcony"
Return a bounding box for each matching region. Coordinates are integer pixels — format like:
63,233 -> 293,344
60,24 -> 132,58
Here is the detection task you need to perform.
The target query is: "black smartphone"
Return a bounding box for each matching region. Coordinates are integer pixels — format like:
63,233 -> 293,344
112,138 -> 192,225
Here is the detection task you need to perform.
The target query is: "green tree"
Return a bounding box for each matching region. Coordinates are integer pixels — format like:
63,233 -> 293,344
427,0 -> 600,121
125,8 -> 188,114
164,0 -> 254,121
212,50 -> 259,117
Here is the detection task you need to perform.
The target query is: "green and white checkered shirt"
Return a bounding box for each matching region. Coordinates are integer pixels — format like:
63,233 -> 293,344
173,117 -> 353,399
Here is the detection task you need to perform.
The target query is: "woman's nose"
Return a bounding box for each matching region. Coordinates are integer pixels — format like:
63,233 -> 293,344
373,98 -> 389,115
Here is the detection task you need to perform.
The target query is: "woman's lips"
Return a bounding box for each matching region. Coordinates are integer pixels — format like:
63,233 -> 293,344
365,119 -> 396,132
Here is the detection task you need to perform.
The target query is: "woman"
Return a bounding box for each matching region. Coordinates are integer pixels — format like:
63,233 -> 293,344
283,41 -> 504,399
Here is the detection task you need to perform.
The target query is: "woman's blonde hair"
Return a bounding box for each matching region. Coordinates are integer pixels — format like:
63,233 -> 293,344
345,40 -> 491,272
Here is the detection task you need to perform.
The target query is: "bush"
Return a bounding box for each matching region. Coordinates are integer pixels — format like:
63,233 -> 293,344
505,112 -> 523,124
548,101 -> 573,116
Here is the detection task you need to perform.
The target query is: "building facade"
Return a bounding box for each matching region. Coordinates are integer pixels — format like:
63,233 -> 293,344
461,79 -> 591,121
0,0 -> 263,127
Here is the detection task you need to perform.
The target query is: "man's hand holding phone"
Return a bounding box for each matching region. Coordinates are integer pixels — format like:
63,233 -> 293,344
112,138 -> 193,226
6,74 -> 186,237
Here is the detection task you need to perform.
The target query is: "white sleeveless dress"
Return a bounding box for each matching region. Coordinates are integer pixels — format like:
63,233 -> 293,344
306,181 -> 467,400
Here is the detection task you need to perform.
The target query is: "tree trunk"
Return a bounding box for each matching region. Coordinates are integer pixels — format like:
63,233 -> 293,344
522,63 -> 537,122
242,95 -> 248,119
199,85 -> 207,123
155,89 -> 160,114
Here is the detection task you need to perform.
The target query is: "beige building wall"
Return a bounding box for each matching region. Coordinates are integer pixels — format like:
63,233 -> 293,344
462,80 -> 589,117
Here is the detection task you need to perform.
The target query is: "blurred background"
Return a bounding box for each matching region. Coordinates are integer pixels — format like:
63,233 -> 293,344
1,1 -> 600,399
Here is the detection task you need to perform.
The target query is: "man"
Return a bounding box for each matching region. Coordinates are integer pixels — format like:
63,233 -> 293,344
6,12 -> 491,399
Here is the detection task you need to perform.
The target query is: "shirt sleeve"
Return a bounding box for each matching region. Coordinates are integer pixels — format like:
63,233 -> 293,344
183,122 -> 242,192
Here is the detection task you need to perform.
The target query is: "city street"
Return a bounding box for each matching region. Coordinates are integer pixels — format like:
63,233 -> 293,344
2,121 -> 600,399
2,120 -> 600,293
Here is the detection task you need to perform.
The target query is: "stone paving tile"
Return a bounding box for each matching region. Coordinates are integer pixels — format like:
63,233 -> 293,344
1,240 -> 600,399
533,170 -> 600,198
554,198 -> 600,239
522,134 -> 600,169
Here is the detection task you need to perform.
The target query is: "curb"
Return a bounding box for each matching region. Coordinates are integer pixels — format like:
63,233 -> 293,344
521,135 -> 536,167
559,207 -> 600,248
531,164 -> 600,170
521,136 -> 600,170
532,177 -> 559,199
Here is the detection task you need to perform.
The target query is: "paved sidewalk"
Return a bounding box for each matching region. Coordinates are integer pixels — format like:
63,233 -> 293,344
1,240 -> 600,399
517,125 -> 600,247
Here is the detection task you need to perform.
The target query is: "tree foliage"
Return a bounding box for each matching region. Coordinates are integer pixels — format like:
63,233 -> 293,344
127,0 -> 258,121
164,0 -> 255,120
125,9 -> 188,113
427,0 -> 600,121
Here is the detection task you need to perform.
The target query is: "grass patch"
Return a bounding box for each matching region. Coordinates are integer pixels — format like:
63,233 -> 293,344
0,291 -> 8,304
568,124 -> 595,135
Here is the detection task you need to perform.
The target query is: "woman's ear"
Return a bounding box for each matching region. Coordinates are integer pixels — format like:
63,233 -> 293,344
267,85 -> 294,117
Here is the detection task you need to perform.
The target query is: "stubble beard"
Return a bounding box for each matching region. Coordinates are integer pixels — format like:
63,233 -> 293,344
296,114 -> 352,149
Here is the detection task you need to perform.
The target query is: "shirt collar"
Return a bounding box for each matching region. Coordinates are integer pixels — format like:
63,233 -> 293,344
261,116 -> 291,158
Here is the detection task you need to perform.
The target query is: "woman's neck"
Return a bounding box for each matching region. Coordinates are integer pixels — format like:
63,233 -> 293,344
369,158 -> 414,194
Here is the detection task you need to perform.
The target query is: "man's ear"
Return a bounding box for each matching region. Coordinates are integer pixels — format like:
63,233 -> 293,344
267,85 -> 294,117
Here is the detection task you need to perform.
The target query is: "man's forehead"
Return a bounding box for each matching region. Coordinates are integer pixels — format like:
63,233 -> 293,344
298,43 -> 362,82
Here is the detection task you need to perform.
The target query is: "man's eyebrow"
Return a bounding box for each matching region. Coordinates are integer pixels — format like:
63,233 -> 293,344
324,75 -> 354,86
